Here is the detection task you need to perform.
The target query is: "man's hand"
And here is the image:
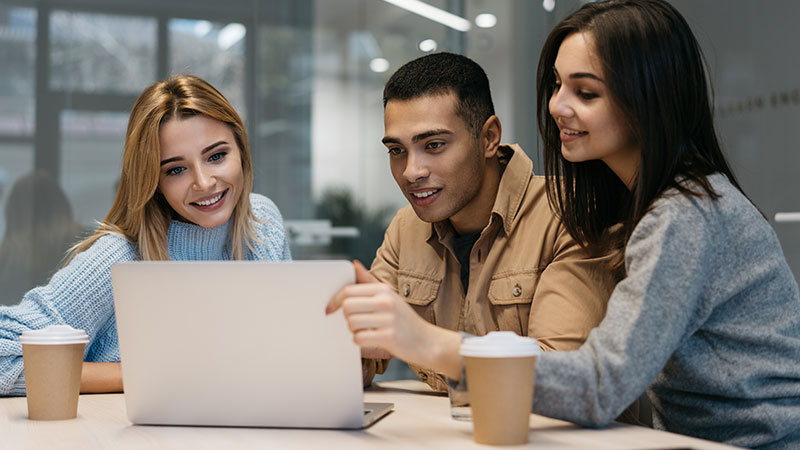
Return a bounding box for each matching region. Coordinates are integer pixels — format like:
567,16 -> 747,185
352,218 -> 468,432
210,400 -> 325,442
331,261 -> 393,361
326,261 -> 462,379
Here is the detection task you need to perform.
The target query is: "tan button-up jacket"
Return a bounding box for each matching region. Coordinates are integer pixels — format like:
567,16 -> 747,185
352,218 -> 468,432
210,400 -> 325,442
367,145 -> 616,391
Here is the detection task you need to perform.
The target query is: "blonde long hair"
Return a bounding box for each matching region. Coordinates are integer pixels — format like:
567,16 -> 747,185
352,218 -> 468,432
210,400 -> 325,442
69,75 -> 260,261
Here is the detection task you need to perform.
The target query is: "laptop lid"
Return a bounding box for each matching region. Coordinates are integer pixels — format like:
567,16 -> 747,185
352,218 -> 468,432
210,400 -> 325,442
112,260 -> 381,429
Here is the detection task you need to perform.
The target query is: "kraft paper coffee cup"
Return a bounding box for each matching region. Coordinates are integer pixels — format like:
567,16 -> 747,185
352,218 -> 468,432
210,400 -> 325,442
460,331 -> 541,445
19,325 -> 89,420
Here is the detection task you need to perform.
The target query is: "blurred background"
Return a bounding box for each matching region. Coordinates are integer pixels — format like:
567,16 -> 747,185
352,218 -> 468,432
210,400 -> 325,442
1,0 -> 799,379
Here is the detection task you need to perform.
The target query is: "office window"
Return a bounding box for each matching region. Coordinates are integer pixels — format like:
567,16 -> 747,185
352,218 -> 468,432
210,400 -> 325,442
169,19 -> 247,117
59,110 -> 127,227
50,11 -> 156,93
251,19 -> 314,225
0,6 -> 35,136
0,5 -> 37,276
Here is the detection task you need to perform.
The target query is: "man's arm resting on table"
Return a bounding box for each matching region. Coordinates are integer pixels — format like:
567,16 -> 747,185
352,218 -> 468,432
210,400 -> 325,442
80,362 -> 123,393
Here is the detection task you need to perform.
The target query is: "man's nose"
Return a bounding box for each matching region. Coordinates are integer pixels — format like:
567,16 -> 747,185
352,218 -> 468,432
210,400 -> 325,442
403,152 -> 429,182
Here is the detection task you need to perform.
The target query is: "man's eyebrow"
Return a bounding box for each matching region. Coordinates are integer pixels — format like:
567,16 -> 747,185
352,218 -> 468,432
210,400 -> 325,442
412,129 -> 452,143
381,129 -> 452,146
160,140 -> 228,166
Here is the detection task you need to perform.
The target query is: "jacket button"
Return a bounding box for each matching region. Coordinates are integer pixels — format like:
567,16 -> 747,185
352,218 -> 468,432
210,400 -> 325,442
402,284 -> 410,297
512,284 -> 522,297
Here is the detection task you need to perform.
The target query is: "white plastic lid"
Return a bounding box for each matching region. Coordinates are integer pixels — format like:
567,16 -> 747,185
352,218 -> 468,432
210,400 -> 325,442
460,331 -> 541,358
18,325 -> 89,345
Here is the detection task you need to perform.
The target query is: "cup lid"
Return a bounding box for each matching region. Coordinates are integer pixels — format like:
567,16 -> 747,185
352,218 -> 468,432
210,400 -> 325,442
19,325 -> 89,345
460,331 -> 541,358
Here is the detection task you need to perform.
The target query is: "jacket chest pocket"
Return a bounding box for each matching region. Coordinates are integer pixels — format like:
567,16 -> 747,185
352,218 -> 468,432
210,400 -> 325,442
397,272 -> 441,322
487,270 -> 540,335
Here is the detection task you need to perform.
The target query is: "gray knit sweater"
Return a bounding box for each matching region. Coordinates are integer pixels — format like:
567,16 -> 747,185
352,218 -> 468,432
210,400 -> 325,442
533,174 -> 800,449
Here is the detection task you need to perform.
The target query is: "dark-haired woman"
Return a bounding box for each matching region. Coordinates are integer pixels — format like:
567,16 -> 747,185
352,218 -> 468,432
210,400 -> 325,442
533,0 -> 800,448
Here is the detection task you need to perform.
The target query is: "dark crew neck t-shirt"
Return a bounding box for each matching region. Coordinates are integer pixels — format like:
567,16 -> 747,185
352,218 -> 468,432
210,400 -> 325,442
452,231 -> 481,294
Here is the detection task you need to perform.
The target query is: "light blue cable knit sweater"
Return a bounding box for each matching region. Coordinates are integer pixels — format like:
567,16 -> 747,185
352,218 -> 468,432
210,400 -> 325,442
532,175 -> 800,449
0,193 -> 290,396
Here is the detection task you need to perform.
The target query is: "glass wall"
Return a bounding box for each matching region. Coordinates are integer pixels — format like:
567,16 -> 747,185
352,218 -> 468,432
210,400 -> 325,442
0,0 -> 538,295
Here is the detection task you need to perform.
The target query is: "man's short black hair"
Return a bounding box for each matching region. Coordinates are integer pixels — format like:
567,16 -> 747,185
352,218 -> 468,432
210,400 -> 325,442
383,52 -> 495,138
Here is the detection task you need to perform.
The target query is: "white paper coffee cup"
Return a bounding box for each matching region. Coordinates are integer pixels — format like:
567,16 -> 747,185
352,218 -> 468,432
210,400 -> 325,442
20,325 -> 89,420
460,331 -> 541,445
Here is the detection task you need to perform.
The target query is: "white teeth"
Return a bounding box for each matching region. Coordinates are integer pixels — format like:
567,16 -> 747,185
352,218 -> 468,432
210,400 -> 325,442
412,190 -> 438,198
564,129 -> 585,135
196,192 -> 223,206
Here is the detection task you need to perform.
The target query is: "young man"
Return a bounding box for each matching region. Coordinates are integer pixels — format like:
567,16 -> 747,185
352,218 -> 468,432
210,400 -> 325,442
328,53 -> 616,390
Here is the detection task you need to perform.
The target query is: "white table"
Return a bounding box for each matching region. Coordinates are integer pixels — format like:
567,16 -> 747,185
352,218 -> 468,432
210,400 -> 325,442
0,380 -> 741,449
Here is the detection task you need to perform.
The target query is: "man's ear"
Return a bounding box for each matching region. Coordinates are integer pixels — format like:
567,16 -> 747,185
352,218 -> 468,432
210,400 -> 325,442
480,115 -> 502,159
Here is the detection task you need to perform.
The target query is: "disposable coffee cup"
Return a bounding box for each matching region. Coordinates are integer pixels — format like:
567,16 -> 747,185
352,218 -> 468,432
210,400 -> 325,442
460,331 -> 541,445
19,325 -> 89,420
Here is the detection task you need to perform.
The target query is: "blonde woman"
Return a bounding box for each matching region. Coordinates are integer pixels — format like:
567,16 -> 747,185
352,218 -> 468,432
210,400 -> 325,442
0,75 -> 291,396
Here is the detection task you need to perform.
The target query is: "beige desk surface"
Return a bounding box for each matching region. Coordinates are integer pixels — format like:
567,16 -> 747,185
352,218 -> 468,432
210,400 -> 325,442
0,380 -> 740,450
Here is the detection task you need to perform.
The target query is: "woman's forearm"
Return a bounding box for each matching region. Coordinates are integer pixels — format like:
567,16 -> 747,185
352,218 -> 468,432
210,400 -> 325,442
80,362 -> 123,393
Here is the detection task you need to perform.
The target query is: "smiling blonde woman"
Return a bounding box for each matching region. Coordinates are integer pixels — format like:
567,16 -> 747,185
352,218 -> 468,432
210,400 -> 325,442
0,75 -> 291,396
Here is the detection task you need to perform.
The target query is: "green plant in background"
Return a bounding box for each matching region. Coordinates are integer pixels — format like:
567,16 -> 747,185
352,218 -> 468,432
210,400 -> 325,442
315,187 -> 395,268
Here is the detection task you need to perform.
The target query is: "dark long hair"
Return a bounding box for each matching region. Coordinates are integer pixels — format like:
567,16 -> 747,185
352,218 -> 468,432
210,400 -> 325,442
537,0 -> 744,276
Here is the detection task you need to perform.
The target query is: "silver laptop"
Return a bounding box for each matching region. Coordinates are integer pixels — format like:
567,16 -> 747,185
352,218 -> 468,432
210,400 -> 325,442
111,260 -> 393,429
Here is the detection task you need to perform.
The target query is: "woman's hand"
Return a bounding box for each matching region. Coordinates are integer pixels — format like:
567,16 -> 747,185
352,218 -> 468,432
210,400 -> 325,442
327,261 -> 462,379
